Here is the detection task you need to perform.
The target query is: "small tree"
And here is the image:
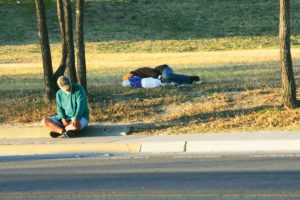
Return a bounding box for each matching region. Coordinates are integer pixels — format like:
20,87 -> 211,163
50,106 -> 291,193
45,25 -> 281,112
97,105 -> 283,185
53,0 -> 67,91
64,0 -> 77,83
75,0 -> 87,92
35,0 -> 55,101
35,0 -> 87,99
279,0 -> 298,108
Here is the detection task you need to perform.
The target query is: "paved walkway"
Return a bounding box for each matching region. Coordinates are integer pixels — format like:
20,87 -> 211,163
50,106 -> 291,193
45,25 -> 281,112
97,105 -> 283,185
1,125 -> 300,156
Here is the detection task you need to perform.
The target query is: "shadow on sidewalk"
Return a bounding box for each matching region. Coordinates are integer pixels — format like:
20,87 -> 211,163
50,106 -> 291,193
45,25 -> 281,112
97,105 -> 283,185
79,124 -> 132,137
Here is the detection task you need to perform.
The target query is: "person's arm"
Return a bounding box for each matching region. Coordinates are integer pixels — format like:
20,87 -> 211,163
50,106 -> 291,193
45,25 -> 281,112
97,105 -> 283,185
71,87 -> 86,129
74,86 -> 86,120
56,93 -> 67,120
61,118 -> 70,127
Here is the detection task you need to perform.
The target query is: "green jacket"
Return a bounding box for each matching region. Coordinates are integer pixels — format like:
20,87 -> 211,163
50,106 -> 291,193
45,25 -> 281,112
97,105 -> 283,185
56,84 -> 89,121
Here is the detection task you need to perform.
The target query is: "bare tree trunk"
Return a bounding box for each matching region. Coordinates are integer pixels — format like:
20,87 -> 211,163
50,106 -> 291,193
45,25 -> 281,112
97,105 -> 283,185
75,0 -> 87,92
279,0 -> 298,108
54,0 -> 67,91
64,0 -> 77,83
35,0 -> 55,102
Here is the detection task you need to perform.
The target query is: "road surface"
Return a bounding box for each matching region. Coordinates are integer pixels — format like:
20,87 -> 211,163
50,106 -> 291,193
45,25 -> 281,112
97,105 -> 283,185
0,153 -> 300,199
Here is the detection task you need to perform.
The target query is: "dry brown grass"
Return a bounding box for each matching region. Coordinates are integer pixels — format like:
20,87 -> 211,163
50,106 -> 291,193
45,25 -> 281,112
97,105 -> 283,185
2,46 -> 300,135
1,45 -> 298,75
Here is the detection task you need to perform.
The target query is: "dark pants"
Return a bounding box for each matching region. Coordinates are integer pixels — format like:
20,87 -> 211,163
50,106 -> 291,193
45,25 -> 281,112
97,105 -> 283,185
162,66 -> 192,84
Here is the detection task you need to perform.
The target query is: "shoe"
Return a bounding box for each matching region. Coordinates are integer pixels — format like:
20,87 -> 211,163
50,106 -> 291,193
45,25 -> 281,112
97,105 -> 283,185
120,132 -> 127,136
50,132 -> 62,138
190,76 -> 200,83
63,130 -> 77,138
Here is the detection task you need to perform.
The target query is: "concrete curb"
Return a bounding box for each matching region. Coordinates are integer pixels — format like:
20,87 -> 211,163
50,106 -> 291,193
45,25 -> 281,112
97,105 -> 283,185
135,132 -> 300,154
141,142 -> 186,153
186,140 -> 300,153
0,143 -> 141,156
1,131 -> 300,156
2,139 -> 300,156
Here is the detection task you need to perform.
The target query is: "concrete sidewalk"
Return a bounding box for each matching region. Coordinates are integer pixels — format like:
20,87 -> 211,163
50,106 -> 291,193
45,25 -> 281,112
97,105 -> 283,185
1,128 -> 300,156
0,124 -> 131,139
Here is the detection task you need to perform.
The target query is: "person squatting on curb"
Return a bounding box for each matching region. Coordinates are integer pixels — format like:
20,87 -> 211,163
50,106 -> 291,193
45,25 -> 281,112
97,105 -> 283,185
42,76 -> 90,138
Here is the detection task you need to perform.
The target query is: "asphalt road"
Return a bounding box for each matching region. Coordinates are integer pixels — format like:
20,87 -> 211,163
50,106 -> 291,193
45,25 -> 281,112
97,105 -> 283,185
1,153 -> 300,200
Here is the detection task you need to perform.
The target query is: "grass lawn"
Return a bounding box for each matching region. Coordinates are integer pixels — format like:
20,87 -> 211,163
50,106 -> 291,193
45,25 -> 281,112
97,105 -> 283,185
1,0 -> 300,134
1,0 -> 300,51
1,46 -> 300,135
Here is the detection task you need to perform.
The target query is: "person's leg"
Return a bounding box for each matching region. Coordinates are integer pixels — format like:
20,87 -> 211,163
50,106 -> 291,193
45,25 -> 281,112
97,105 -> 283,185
162,66 -> 196,84
164,72 -> 193,84
65,117 -> 89,131
79,117 -> 89,129
63,118 -> 89,138
42,116 -> 65,134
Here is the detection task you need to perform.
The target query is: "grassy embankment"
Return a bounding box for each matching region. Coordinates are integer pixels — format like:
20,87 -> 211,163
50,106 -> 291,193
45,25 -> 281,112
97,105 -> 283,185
1,0 -> 300,134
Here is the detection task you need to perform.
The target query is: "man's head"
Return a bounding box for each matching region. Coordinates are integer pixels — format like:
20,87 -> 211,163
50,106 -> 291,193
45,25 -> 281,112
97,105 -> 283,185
57,76 -> 72,93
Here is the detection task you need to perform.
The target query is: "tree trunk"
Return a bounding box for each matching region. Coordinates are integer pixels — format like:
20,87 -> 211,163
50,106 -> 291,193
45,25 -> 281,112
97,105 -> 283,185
54,0 -> 67,91
35,0 -> 55,101
64,0 -> 77,83
75,0 -> 87,93
279,0 -> 298,108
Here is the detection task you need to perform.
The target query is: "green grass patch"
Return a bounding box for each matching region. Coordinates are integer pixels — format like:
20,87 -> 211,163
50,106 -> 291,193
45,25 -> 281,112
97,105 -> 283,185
1,0 -> 300,51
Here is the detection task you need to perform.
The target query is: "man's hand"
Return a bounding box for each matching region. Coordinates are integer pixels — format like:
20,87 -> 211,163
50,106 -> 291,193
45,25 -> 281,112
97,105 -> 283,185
72,118 -> 81,129
62,118 -> 70,127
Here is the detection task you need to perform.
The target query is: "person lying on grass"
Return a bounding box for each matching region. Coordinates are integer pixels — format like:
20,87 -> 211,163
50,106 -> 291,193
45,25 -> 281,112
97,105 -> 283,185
124,64 -> 200,85
42,76 -> 90,138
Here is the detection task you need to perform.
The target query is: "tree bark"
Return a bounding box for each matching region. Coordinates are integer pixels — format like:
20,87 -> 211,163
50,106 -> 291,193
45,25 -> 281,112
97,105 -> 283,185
75,0 -> 87,92
54,0 -> 67,91
64,0 -> 77,83
35,0 -> 55,101
279,0 -> 298,108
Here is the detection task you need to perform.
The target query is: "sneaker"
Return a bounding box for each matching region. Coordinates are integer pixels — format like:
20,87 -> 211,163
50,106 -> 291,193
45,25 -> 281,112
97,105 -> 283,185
63,130 -> 78,138
50,132 -> 62,138
120,132 -> 127,136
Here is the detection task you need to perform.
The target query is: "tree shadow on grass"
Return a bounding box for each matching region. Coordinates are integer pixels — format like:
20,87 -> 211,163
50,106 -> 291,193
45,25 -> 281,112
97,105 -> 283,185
129,105 -> 278,134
